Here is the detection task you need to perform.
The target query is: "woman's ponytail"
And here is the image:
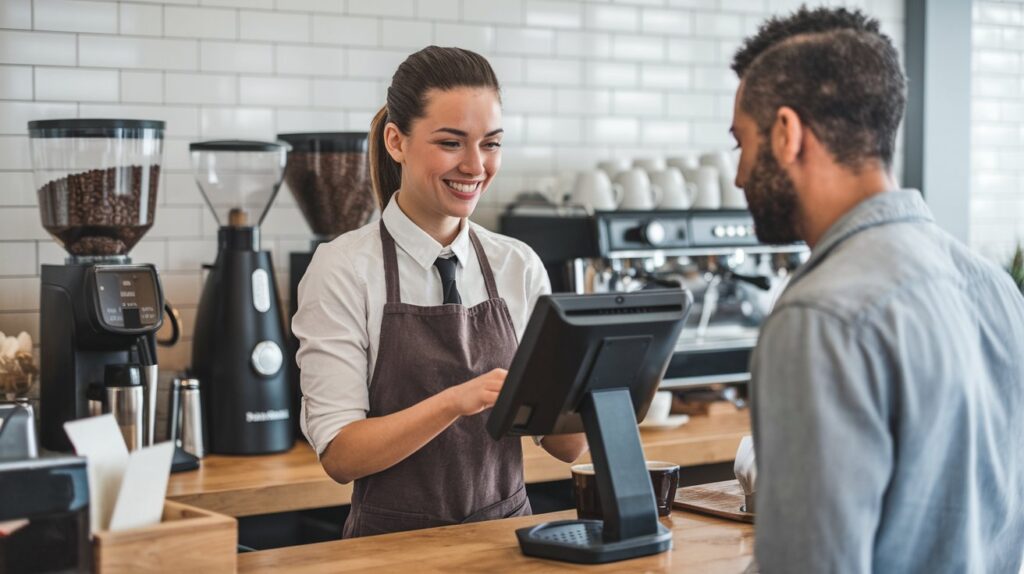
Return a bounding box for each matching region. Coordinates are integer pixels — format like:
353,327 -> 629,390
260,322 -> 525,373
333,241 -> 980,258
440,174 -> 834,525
368,105 -> 402,210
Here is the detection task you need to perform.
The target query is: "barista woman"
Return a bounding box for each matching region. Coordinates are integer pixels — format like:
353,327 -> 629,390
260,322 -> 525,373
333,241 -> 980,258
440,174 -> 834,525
293,46 -> 588,538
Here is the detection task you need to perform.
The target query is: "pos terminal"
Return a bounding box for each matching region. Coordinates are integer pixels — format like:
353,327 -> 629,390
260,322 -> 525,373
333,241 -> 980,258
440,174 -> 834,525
487,290 -> 692,564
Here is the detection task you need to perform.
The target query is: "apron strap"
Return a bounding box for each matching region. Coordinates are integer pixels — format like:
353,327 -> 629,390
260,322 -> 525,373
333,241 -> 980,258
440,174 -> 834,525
468,228 -> 500,301
379,221 -> 402,304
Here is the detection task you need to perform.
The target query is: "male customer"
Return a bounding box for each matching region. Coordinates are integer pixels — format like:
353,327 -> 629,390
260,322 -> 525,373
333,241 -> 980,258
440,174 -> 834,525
730,7 -> 1024,572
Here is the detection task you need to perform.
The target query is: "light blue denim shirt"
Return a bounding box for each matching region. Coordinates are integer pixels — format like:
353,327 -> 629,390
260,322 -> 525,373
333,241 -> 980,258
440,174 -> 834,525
750,190 -> 1024,573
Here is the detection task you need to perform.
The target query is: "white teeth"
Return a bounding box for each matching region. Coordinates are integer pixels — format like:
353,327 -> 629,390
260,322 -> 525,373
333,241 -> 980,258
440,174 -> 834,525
446,181 -> 478,194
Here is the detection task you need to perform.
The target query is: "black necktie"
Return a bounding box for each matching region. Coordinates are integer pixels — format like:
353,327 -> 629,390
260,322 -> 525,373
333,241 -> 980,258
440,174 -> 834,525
434,255 -> 462,305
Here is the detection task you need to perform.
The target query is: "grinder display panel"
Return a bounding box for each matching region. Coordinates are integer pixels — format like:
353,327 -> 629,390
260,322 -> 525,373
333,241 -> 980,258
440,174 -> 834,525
89,265 -> 163,333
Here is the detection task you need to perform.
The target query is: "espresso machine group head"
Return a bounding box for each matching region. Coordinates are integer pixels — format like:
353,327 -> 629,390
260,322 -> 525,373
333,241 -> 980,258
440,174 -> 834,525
29,119 -> 168,451
189,140 -> 294,455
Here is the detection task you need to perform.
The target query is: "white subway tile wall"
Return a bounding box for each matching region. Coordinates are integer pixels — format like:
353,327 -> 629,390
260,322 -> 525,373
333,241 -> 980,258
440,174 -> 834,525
120,3 -> 164,36
972,1 -> 1024,261
0,0 -> 905,371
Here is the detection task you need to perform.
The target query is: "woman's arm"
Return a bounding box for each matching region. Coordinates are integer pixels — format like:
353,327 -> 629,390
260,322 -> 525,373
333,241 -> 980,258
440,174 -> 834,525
539,433 -> 588,463
320,369 -> 507,484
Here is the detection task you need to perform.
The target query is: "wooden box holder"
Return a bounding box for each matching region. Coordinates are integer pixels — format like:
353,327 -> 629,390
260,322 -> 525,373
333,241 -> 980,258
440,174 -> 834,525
93,500 -> 237,573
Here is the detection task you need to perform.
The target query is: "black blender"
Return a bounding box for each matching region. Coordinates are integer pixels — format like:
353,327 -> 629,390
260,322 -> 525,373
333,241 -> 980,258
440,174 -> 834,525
30,119 -> 172,452
190,140 -> 293,455
277,132 -> 377,437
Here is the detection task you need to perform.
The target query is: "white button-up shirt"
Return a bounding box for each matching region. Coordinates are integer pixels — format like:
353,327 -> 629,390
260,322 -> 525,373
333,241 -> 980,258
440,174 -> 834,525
293,194 -> 551,455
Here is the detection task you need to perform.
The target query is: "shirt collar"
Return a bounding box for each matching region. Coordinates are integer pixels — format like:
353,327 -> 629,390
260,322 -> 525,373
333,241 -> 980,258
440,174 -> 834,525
789,189 -> 934,285
381,192 -> 472,271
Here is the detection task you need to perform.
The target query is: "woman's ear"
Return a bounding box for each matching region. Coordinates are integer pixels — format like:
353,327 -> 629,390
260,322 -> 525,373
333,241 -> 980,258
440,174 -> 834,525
383,122 -> 405,164
771,106 -> 803,166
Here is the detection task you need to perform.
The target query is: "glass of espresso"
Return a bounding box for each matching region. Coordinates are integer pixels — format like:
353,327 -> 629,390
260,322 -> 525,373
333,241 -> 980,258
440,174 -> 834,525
571,461 -> 681,519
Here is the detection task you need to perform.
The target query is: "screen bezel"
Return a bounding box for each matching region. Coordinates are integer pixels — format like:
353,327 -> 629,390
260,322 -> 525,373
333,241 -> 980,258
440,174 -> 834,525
486,290 -> 691,439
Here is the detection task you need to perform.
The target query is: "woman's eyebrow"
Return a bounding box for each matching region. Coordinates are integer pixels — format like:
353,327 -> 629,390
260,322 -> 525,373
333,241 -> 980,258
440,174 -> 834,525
432,127 -> 504,137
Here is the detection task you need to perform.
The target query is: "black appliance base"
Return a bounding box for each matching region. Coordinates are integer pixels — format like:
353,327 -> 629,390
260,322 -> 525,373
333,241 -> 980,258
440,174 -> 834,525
512,388 -> 672,563
516,520 -> 671,564
171,446 -> 200,473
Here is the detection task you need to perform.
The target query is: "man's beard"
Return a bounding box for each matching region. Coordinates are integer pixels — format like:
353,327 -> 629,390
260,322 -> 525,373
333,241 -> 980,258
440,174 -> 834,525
743,144 -> 802,244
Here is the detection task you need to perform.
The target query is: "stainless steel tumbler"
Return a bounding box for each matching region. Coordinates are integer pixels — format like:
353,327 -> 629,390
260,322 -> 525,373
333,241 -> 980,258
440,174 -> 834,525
142,363 -> 159,446
104,364 -> 145,452
106,384 -> 144,452
170,378 -> 204,459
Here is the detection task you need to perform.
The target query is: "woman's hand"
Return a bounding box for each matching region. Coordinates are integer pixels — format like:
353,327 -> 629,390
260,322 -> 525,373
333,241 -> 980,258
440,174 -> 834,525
443,368 -> 507,417
321,368 -> 510,484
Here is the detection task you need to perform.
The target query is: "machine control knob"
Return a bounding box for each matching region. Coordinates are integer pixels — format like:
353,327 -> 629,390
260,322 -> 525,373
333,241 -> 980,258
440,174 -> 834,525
712,225 -> 726,238
641,221 -> 667,246
251,340 -> 283,376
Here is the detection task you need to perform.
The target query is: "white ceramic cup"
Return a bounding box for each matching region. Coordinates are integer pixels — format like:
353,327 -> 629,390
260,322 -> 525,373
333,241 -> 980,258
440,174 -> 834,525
699,150 -> 733,172
633,157 -> 666,175
645,391 -> 673,423
650,168 -> 693,210
597,158 -> 632,179
666,155 -> 700,172
571,169 -> 623,212
615,168 -> 662,210
720,183 -> 747,209
700,151 -> 745,208
684,166 -> 721,209
536,172 -> 579,205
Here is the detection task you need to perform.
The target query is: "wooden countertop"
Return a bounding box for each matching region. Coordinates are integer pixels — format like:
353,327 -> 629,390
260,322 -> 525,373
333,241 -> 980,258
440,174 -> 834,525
238,509 -> 755,573
167,410 -> 750,517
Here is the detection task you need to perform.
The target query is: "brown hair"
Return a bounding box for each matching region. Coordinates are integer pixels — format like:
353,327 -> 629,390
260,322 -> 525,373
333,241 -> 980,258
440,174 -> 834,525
369,46 -> 501,210
732,7 -> 905,170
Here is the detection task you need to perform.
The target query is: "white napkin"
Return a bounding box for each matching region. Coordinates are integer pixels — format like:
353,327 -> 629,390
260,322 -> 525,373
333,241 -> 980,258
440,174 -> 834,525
64,415 -> 174,534
108,442 -> 173,531
64,416 -> 129,534
734,435 -> 757,512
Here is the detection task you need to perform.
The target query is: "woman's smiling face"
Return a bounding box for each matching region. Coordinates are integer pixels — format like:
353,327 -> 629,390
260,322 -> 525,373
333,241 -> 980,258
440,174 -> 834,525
385,86 -> 503,223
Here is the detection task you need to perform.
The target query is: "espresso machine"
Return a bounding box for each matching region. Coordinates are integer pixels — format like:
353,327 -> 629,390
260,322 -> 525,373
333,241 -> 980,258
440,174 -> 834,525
190,140 -> 293,454
501,206 -> 808,389
30,119 -> 169,452
277,132 -> 377,436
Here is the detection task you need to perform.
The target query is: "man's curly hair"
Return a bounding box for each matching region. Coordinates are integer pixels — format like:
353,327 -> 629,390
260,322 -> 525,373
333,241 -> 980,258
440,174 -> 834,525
732,6 -> 906,170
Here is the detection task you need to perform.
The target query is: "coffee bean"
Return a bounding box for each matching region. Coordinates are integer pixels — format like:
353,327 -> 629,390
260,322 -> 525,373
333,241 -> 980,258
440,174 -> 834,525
37,165 -> 160,256
284,152 -> 376,239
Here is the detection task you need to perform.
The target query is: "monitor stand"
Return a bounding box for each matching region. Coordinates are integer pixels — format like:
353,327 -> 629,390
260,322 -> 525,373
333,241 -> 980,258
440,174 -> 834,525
515,387 -> 672,563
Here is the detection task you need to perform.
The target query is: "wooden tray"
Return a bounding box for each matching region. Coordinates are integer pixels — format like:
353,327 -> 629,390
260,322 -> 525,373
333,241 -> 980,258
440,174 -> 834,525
93,500 -> 237,573
673,479 -> 754,523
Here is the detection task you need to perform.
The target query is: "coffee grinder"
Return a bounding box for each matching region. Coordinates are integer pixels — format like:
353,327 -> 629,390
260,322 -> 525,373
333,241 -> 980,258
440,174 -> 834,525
30,119 -> 167,452
277,132 -> 376,436
190,140 -> 293,455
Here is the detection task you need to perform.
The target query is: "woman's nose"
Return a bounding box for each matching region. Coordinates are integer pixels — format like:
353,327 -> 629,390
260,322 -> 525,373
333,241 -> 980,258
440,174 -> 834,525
459,148 -> 485,176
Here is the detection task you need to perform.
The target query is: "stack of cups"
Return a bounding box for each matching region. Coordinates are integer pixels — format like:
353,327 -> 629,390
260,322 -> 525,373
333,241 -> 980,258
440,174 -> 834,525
699,151 -> 747,209
566,149 -> 747,212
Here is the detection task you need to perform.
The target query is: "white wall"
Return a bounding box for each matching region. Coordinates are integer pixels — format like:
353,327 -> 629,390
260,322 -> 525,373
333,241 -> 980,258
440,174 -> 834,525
972,0 -> 1024,261
0,0 -> 904,371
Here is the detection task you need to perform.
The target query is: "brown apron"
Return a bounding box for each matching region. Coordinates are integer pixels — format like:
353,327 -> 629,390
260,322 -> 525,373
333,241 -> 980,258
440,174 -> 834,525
342,221 -> 531,538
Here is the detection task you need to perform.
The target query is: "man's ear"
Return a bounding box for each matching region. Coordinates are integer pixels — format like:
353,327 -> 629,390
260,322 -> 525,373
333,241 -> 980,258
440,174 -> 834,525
771,106 -> 803,166
383,122 -> 405,163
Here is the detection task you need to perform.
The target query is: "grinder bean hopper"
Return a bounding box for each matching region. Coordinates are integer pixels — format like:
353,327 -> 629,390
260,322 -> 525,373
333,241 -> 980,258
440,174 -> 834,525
190,140 -> 294,454
277,132 -> 377,436
30,119 -> 171,452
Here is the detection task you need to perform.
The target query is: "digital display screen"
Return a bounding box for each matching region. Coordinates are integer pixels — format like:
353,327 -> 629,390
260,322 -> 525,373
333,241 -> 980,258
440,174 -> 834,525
94,268 -> 160,330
